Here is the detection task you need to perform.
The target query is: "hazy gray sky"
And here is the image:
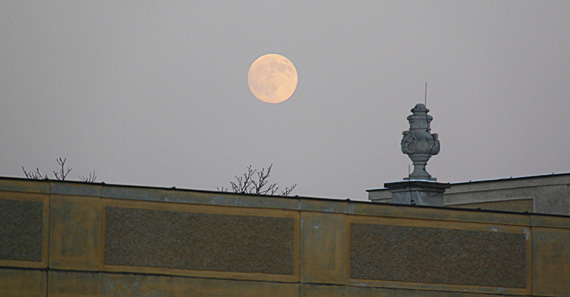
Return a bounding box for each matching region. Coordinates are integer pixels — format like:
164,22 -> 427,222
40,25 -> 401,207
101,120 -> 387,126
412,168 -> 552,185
2,1 -> 569,200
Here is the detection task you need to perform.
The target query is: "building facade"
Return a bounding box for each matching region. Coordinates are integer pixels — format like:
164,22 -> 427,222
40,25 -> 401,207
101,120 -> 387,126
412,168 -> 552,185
1,177 -> 570,296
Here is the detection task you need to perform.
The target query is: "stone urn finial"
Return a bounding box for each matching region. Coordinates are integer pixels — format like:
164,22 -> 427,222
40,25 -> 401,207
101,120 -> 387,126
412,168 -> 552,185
401,103 -> 440,180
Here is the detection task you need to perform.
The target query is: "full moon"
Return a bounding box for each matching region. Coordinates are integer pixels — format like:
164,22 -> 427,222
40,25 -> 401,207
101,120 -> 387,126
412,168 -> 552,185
247,54 -> 298,104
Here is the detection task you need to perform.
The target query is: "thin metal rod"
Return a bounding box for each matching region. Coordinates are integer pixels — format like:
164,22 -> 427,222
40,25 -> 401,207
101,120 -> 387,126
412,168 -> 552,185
424,82 -> 427,106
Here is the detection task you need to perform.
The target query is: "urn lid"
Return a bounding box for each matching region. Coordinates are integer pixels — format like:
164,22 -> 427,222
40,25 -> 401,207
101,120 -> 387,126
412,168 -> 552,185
407,104 -> 433,131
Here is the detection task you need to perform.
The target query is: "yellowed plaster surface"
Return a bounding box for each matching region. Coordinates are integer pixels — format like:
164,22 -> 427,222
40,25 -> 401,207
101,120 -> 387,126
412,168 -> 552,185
531,214 -> 570,229
301,284 -> 346,297
48,270 -> 101,297
300,198 -> 348,213
350,202 -> 529,226
347,285 -> 518,297
49,195 -> 101,271
301,212 -> 347,284
101,273 -> 299,297
532,227 -> 570,296
0,179 -> 50,194
0,268 -> 46,297
100,198 -> 300,283
302,283 -> 523,297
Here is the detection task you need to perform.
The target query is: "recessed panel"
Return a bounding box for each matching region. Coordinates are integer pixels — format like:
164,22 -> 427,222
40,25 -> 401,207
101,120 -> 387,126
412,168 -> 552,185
0,199 -> 43,262
350,223 -> 526,288
104,206 -> 295,275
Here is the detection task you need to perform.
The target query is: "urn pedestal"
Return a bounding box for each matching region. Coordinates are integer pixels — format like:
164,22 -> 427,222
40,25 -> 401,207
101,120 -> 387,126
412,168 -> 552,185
385,103 -> 449,206
384,180 -> 450,206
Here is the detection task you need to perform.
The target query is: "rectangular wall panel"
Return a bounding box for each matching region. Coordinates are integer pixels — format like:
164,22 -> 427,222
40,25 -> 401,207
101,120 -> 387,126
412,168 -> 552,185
350,223 -> 526,288
0,199 -> 43,262
104,206 -> 295,275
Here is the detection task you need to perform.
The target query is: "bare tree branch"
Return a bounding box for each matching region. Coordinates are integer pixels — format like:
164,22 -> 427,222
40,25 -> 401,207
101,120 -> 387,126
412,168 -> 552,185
79,171 -> 97,183
22,157 -> 96,183
281,184 -> 297,196
220,164 -> 296,196
22,166 -> 48,180
53,157 -> 72,180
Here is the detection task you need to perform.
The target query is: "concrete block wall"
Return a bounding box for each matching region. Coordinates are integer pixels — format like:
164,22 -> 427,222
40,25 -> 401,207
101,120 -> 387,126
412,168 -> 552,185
1,177 -> 570,296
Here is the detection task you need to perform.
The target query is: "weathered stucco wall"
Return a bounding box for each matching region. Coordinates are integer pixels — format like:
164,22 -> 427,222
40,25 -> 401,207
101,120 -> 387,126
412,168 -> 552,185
1,177 -> 570,296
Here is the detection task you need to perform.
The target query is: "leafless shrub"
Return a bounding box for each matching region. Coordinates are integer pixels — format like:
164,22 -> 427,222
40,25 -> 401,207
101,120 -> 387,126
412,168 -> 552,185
52,157 -> 72,180
21,167 -> 48,180
79,171 -> 97,183
22,157 -> 97,183
218,164 -> 296,196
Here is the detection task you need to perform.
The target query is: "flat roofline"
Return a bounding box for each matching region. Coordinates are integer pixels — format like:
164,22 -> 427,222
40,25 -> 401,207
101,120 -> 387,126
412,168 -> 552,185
368,172 -> 570,192
1,175 -> 569,218
449,172 -> 570,185
0,175 -> 339,201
